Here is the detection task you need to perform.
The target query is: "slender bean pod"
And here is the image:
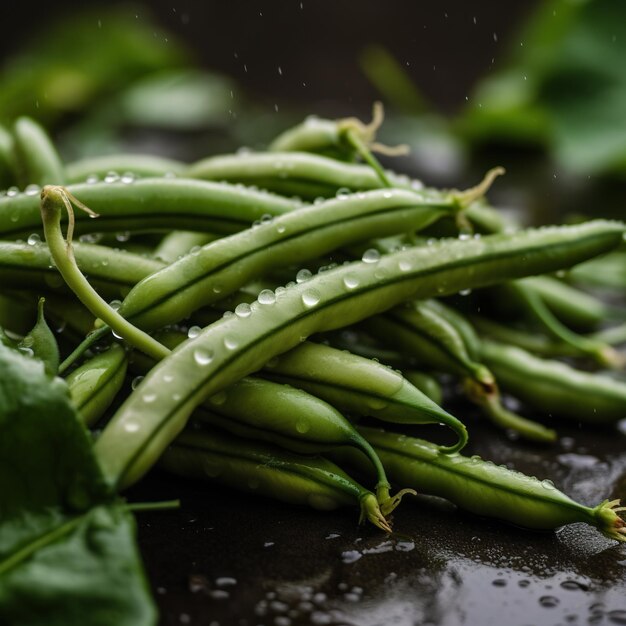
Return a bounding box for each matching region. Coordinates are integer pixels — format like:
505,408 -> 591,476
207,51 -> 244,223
162,426 -> 393,532
0,240 -> 164,300
348,427 -> 625,541
94,221 -> 624,489
362,300 -> 556,441
186,151 -> 407,199
119,188 -> 463,330
12,117 -> 66,188
481,340 -> 626,422
0,178 -> 299,239
262,341 -> 467,452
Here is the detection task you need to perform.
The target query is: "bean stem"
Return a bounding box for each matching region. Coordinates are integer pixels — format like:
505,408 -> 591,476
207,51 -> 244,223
39,186 -> 169,362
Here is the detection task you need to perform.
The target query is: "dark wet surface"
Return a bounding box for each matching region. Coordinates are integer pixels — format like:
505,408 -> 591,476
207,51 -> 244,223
129,408 -> 626,626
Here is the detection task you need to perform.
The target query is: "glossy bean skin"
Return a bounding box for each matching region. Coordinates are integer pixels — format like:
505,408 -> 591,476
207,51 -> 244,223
130,336 -> 392,501
94,221 -> 624,489
347,427 -> 625,541
160,426 -> 393,532
269,117 -> 347,157
481,340 -> 626,422
0,240 -> 164,300
261,341 -> 466,451
186,152 -> 412,199
363,300 -> 494,387
65,154 -> 185,183
65,343 -> 128,426
12,117 -> 66,188
119,188 -> 461,330
361,299 -> 556,441
0,178 -> 299,239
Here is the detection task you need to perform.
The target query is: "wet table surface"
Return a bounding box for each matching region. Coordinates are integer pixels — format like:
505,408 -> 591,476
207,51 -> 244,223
129,409 -> 626,626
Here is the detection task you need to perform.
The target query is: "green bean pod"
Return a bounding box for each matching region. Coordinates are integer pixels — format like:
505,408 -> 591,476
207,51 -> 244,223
129,334 -> 395,504
470,316 -> 579,358
65,154 -> 186,183
12,117 -> 66,188
17,297 -> 59,376
492,281 -> 621,367
481,340 -> 626,422
261,341 -> 466,452
269,116 -> 349,156
119,188 -> 462,330
362,300 -> 556,441
349,427 -> 625,541
363,300 -> 494,387
519,276 -> 616,331
65,343 -> 128,426
161,426 -> 393,532
186,152 -> 408,199
0,240 -> 164,299
0,178 -> 300,239
94,221 -> 624,489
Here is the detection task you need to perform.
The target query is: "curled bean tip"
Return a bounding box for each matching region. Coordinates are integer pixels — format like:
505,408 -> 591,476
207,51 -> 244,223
380,488 -> 418,517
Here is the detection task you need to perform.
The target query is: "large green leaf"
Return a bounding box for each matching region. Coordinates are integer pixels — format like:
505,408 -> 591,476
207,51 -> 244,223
0,344 -> 156,626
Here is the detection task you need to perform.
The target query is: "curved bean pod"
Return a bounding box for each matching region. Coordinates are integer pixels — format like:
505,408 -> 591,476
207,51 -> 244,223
0,178 -> 299,239
481,340 -> 626,422
351,427 -> 625,541
94,220 -> 624,489
65,343 -> 128,426
361,300 -> 556,441
186,151 -> 407,199
261,341 -> 467,451
12,117 -> 66,188
0,240 -> 164,299
161,426 -> 393,532
119,188 -> 461,330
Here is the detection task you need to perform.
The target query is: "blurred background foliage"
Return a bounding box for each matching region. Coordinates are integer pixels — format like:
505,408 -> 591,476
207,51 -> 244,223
0,0 -> 624,218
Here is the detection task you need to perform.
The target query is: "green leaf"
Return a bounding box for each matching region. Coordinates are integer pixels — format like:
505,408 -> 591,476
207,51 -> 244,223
0,344 -> 157,626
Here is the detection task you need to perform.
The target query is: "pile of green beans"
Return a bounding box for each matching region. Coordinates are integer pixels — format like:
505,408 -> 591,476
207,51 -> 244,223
1,114 -> 624,544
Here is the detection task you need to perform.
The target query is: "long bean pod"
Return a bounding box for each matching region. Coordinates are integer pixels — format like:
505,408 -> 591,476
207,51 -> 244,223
361,300 -> 556,441
348,427 -> 625,541
0,240 -> 164,299
93,220 -> 624,489
0,178 -> 300,239
118,188 -> 463,330
481,340 -> 626,422
12,117 -> 66,188
161,426 -> 393,532
261,341 -> 467,451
